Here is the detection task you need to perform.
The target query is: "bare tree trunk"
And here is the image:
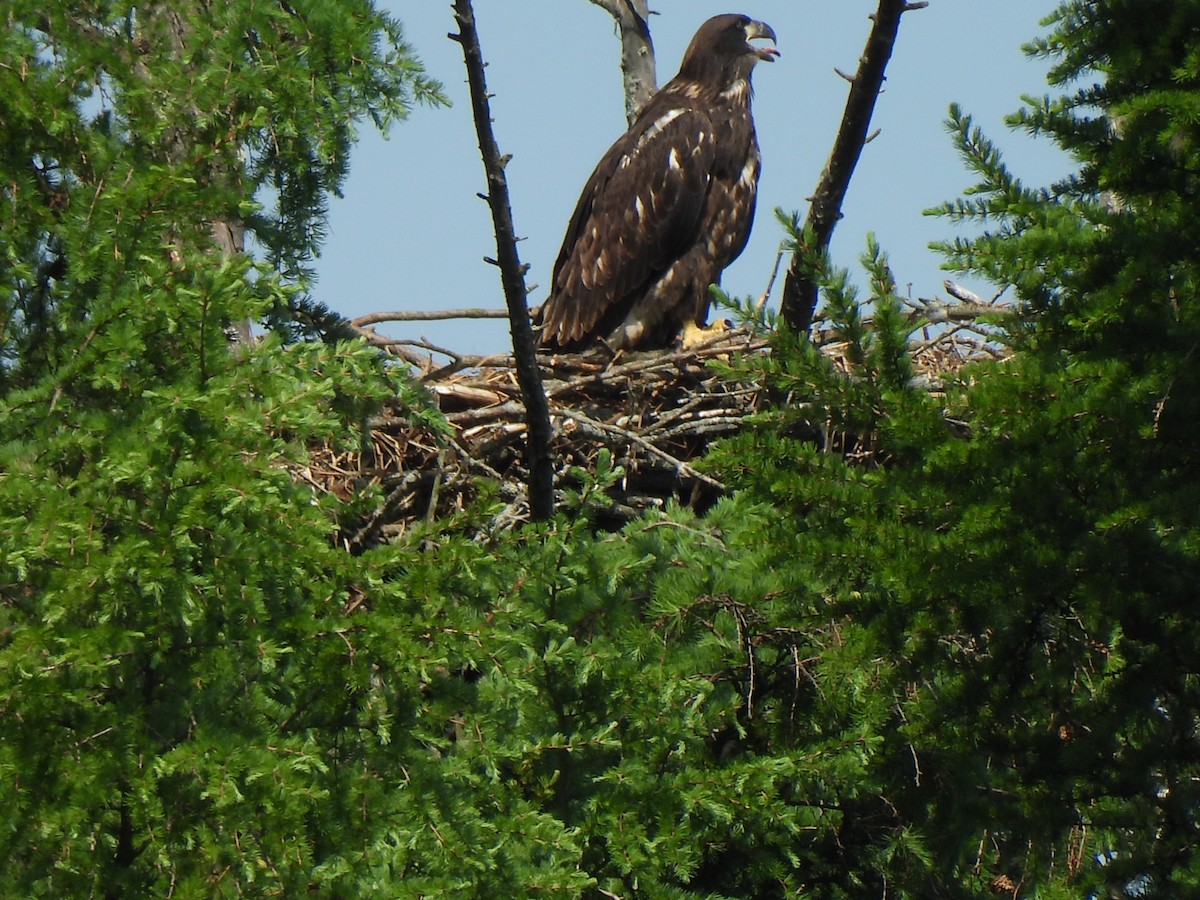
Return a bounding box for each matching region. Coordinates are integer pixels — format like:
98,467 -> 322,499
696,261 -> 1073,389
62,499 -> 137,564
451,0 -> 556,522
779,0 -> 928,334
587,0 -> 656,124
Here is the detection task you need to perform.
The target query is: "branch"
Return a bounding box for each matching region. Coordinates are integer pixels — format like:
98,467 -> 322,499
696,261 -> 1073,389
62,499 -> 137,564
779,0 -> 928,334
917,301 -> 1011,325
942,279 -> 1007,306
351,308 -> 509,326
587,0 -> 657,123
450,0 -> 555,521
344,322 -> 431,364
555,408 -> 726,492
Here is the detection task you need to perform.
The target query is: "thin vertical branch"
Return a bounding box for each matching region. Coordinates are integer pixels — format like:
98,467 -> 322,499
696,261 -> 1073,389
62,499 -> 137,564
586,0 -> 657,124
449,0 -> 555,521
779,0 -> 928,334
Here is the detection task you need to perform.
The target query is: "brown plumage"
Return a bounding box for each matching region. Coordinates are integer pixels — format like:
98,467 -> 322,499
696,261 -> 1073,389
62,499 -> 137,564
537,14 -> 778,351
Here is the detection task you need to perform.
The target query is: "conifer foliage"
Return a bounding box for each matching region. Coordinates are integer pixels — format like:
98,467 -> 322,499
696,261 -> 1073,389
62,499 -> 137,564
715,0 -> 1200,893
4,0 -> 1200,896
0,1 -> 446,893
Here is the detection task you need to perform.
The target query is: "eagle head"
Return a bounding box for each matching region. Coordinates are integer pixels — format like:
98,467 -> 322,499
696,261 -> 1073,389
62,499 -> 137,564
679,14 -> 780,86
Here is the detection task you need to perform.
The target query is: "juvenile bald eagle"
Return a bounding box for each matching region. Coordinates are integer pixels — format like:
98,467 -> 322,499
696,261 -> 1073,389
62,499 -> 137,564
537,13 -> 778,351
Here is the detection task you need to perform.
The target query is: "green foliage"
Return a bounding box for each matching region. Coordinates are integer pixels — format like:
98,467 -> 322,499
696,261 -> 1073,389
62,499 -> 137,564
7,0 -> 1200,895
370,495 -> 937,898
0,0 -> 446,371
928,103 -> 1098,315
708,1 -> 1200,895
0,312 -> 397,894
1,1 -> 459,894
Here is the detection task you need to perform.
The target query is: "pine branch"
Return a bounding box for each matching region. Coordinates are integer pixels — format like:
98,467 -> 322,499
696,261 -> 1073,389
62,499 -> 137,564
779,0 -> 927,334
449,0 -> 555,521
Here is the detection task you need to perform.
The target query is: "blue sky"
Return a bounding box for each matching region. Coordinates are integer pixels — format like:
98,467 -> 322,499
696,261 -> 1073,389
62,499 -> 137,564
316,2 -> 1074,356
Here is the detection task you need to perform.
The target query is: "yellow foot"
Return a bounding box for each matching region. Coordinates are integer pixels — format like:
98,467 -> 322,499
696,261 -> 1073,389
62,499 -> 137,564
680,318 -> 732,349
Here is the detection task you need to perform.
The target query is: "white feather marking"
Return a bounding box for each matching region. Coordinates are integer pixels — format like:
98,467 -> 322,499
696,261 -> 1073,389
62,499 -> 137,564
668,148 -> 681,171
721,79 -> 749,102
633,108 -> 687,153
634,197 -> 645,218
738,154 -> 759,187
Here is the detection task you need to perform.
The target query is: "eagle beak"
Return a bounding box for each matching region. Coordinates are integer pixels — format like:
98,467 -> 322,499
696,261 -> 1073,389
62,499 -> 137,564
745,20 -> 779,62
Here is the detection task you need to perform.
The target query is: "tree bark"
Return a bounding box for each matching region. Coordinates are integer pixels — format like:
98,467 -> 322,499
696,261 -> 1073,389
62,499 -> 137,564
779,0 -> 927,335
450,0 -> 556,522
137,3 -> 254,345
587,0 -> 657,124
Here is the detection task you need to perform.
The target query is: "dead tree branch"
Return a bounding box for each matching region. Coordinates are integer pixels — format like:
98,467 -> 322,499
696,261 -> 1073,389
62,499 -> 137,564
587,0 -> 657,123
450,0 -> 555,521
351,308 -> 509,326
780,0 -> 928,334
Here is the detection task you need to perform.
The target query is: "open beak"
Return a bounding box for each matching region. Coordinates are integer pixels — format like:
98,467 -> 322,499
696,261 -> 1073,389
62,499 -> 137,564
746,20 -> 780,62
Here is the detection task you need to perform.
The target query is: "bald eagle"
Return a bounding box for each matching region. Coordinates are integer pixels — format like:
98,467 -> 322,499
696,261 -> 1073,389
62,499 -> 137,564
537,14 -> 778,351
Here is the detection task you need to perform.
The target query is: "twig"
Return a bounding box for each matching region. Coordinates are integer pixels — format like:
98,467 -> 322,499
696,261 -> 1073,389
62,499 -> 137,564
345,321 -> 433,368
1153,337 -> 1199,437
915,297 -> 1013,325
651,413 -> 751,443
450,0 -> 555,520
447,400 -> 527,429
779,0 -> 928,333
447,434 -> 508,482
422,351 -> 512,383
556,407 -> 726,492
344,471 -> 426,554
758,241 -> 787,310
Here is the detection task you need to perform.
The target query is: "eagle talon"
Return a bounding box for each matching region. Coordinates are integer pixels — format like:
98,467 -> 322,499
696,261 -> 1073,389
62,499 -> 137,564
680,318 -> 732,349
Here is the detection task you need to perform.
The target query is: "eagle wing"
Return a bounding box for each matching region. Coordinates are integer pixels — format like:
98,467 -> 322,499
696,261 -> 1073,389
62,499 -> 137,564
540,106 -> 717,347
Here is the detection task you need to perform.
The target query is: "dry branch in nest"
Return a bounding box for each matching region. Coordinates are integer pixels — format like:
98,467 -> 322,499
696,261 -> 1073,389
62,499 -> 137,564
314,289 -> 1010,549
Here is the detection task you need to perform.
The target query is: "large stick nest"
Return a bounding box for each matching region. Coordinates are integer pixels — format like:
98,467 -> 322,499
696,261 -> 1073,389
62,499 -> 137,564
302,300 -> 1008,547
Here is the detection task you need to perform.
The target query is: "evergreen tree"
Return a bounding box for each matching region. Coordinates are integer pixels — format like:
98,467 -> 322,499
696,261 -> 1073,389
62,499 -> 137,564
711,0 -> 1200,894
8,0 -> 1200,896
0,2 -> 449,893
0,0 -> 444,373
